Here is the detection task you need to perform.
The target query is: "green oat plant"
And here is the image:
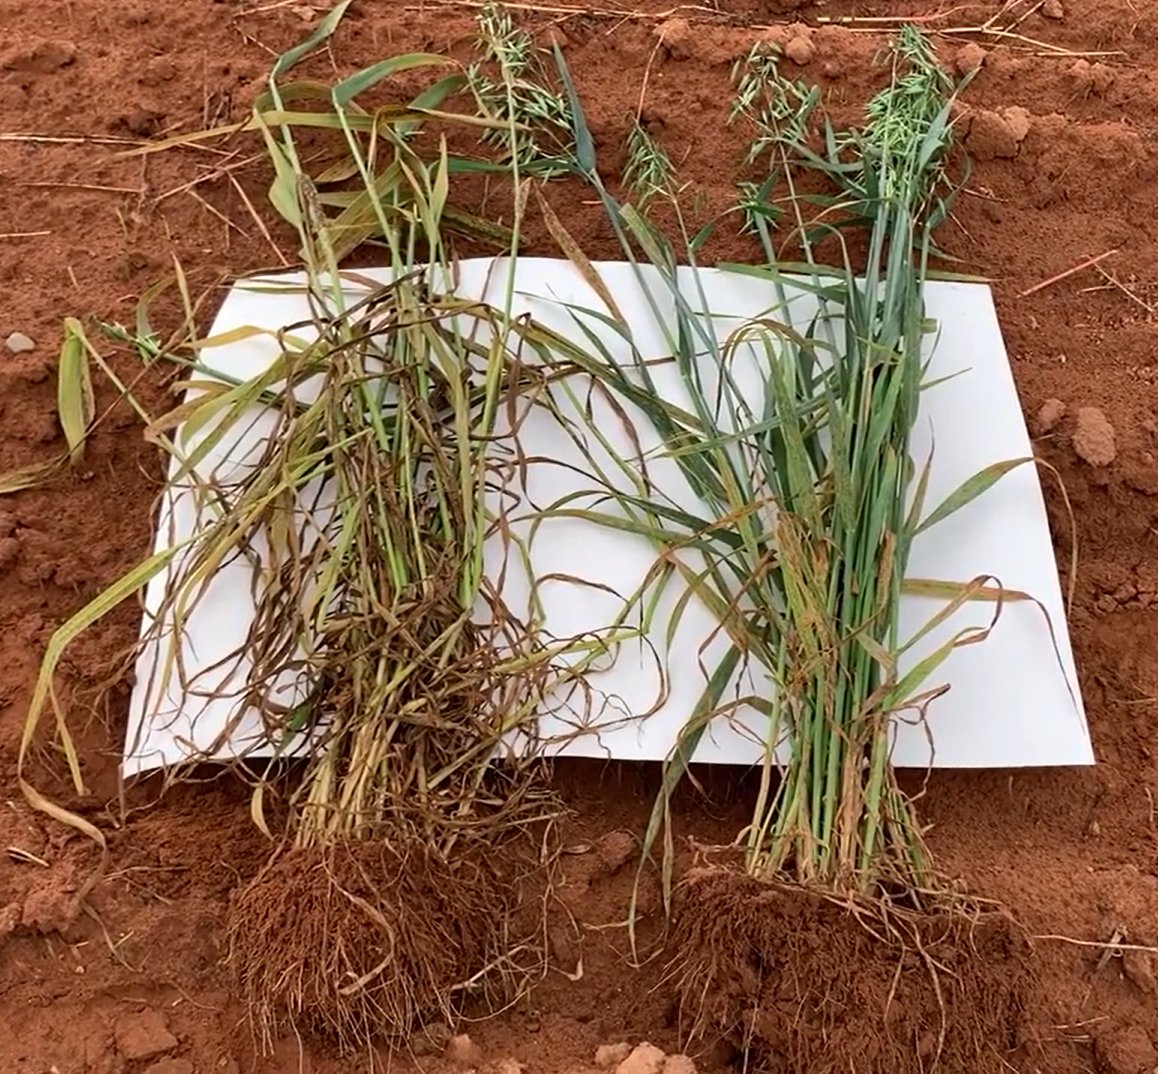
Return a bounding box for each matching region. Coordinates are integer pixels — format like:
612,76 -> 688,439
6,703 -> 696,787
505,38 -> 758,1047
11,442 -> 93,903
528,28 -> 1046,1066
623,120 -> 676,212
534,26 -> 1053,898
18,5 -> 630,1051
466,2 -> 575,174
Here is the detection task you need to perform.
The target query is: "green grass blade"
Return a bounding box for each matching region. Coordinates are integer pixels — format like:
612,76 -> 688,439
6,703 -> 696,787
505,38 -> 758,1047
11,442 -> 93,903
332,53 -> 451,105
58,318 -> 94,465
271,0 -> 353,80
631,643 -> 743,940
914,456 -> 1032,536
551,43 -> 594,175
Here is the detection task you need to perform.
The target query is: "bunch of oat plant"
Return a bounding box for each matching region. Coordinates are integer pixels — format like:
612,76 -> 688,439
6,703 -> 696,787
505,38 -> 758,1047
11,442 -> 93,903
20,4 -> 623,1049
531,27 -> 1032,900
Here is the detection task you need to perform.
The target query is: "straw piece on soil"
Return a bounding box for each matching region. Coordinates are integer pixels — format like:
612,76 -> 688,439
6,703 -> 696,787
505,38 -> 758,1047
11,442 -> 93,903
1018,249 -> 1118,297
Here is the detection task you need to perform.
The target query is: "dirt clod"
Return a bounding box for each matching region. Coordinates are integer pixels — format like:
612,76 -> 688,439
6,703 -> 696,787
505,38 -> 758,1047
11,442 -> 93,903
965,109 -> 1030,161
20,880 -> 82,933
615,1042 -> 666,1074
595,1043 -> 633,1069
549,921 -> 579,968
1095,1023 -> 1157,1074
119,107 -> 164,137
143,1061 -> 195,1074
663,1056 -> 696,1074
0,902 -> 21,937
1113,582 -> 1137,604
114,1010 -> 179,1062
954,43 -> 987,74
0,537 -> 19,570
1069,59 -> 1116,96
1042,0 -> 1064,17
411,1022 -> 453,1056
784,32 -> 816,66
596,831 -> 636,875
1,40 -> 77,73
493,1059 -> 525,1074
1037,398 -> 1067,433
1124,463 -> 1158,496
655,19 -> 693,61
1073,406 -> 1117,466
448,1034 -> 484,1066
1002,106 -> 1031,143
139,56 -> 176,85
1123,950 -> 1158,995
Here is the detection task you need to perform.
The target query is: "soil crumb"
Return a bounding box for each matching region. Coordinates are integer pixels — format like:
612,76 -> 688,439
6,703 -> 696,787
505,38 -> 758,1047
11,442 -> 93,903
616,1043 -> 666,1074
1037,398 -> 1067,434
1094,1023 -> 1157,1074
114,1010 -> 180,1062
954,43 -> 987,74
1073,406 -> 1117,466
965,108 -> 1032,160
596,1043 -> 633,1068
447,1034 -> 483,1066
783,30 -> 816,67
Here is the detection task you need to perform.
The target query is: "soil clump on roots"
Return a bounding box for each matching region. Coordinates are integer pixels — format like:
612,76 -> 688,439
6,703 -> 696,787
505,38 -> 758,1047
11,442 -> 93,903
671,869 -> 1034,1074
229,833 -> 545,1050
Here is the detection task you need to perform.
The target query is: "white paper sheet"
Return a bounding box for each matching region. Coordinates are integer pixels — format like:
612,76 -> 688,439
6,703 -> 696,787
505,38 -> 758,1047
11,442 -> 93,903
124,260 -> 1093,775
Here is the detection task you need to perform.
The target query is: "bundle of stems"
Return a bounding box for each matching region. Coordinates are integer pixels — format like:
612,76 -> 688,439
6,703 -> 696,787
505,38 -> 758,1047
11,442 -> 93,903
26,9 -> 556,841
178,263 -> 560,853
729,27 -> 966,891
532,28 -> 1014,898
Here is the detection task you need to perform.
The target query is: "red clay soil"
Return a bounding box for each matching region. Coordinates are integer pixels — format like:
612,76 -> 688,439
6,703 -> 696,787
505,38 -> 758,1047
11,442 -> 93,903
3,0 -> 1158,1071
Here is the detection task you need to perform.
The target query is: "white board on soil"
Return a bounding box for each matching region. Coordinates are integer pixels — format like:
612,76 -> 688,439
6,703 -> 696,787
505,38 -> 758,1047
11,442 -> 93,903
123,259 -> 1093,776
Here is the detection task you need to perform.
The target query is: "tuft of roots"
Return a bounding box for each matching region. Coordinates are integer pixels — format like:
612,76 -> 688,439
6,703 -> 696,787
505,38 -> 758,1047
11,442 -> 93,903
229,835 -> 545,1051
670,868 -> 1034,1074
